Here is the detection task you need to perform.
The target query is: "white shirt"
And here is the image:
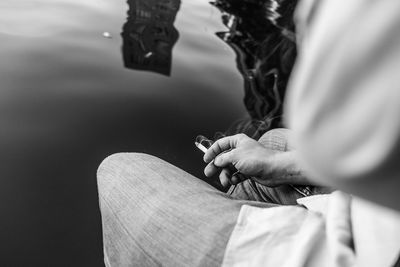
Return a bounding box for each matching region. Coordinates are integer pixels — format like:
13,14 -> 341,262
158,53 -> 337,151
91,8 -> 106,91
222,0 -> 400,266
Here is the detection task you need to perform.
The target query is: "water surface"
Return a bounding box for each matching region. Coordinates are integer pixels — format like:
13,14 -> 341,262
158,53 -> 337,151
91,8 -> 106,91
0,0 -> 247,265
0,0 -> 296,265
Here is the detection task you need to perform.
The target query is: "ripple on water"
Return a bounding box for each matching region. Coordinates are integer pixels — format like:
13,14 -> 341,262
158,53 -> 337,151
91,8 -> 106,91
0,0 -> 249,265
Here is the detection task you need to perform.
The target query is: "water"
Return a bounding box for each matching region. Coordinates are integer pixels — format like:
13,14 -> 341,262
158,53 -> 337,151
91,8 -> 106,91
0,0 -> 296,265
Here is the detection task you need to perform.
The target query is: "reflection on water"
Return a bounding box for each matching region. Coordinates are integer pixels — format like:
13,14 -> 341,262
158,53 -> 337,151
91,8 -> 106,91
122,0 -> 181,76
0,0 -> 300,265
211,0 -> 298,139
0,0 -> 248,265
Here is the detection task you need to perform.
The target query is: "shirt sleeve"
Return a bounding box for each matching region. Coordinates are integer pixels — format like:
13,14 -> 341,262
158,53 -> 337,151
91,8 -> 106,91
285,0 -> 400,211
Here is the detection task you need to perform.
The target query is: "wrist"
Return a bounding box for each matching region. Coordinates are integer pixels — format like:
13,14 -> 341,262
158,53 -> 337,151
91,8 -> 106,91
260,151 -> 309,185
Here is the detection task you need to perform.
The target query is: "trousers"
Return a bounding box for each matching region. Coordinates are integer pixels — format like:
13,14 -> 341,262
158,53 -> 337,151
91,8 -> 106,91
97,129 -> 308,266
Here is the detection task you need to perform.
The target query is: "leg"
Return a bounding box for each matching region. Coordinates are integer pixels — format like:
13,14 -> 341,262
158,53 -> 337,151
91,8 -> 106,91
97,153 -> 275,267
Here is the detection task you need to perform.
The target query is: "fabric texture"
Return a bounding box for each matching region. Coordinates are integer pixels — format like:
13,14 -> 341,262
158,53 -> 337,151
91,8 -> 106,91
285,0 -> 400,265
97,0 -> 400,264
97,152 -> 277,267
97,128 -> 315,266
222,192 -> 355,267
287,0 -> 400,212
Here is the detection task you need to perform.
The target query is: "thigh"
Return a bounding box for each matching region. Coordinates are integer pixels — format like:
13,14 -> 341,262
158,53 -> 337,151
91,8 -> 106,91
227,180 -> 305,205
257,128 -> 293,151
97,153 -> 275,267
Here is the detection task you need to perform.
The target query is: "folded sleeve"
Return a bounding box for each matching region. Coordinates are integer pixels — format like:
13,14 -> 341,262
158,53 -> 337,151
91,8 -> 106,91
286,0 -> 400,211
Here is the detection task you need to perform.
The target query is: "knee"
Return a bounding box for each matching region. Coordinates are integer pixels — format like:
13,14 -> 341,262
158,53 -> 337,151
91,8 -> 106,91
97,152 -> 160,199
97,153 -> 129,199
258,128 -> 292,151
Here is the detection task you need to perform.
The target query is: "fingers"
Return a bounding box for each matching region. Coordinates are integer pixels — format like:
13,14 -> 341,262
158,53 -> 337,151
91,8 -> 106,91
204,161 -> 219,177
203,151 -> 235,178
202,134 -> 251,187
231,175 -> 241,185
220,169 -> 247,187
203,134 -> 246,163
214,150 -> 235,168
232,172 -> 248,184
205,163 -> 248,188
204,163 -> 233,187
219,168 -> 232,188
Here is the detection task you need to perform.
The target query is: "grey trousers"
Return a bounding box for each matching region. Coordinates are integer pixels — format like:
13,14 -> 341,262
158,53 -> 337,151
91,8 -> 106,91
97,129 -> 305,267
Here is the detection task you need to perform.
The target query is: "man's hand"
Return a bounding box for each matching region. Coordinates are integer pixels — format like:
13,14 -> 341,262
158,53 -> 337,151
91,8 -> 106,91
203,133 -> 308,188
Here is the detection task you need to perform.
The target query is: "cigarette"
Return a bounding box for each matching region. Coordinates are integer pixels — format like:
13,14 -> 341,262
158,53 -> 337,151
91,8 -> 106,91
195,142 -> 208,153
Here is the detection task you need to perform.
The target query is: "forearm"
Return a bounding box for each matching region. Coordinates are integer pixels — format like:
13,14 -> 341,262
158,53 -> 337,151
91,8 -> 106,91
258,151 -> 314,186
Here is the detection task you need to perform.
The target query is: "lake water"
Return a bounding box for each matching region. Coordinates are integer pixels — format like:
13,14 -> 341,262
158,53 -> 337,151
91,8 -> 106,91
0,0 -> 296,265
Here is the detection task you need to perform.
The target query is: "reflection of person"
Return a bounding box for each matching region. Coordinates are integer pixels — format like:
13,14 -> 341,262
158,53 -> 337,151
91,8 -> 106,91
122,0 -> 180,76
213,0 -> 298,131
97,1 -> 400,266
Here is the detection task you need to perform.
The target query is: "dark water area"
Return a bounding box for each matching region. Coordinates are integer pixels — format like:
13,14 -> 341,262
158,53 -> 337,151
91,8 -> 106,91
212,0 -> 297,138
0,0 -> 296,265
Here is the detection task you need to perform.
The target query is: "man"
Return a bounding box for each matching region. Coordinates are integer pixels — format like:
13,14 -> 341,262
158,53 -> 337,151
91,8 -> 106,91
97,0 -> 400,266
